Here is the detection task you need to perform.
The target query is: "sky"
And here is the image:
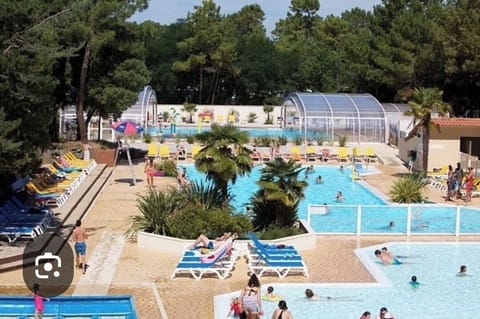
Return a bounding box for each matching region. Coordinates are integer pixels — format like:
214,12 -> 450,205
132,0 -> 382,34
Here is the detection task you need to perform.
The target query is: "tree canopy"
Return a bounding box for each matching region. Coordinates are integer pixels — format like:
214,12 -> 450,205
1,0 -> 479,181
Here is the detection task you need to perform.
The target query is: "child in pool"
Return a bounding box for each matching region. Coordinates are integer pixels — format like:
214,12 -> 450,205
263,286 -> 281,301
457,265 -> 468,277
226,297 -> 242,318
409,275 -> 421,288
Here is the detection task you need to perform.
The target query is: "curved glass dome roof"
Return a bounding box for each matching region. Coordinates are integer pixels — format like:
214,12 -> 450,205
285,92 -> 386,119
282,92 -> 391,143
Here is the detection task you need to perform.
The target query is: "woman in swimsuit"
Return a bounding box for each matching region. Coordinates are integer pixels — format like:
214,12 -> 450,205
144,156 -> 156,187
270,300 -> 293,319
240,274 -> 262,319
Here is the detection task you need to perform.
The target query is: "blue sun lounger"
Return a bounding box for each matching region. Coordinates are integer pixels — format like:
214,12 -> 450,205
0,225 -> 43,243
247,253 -> 309,278
6,195 -> 53,214
247,233 -> 308,278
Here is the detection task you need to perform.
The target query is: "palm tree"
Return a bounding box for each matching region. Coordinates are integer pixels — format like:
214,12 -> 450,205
263,96 -> 282,124
405,87 -> 451,172
125,190 -> 177,237
251,158 -> 307,229
263,105 -> 274,124
195,124 -> 253,201
181,102 -> 198,123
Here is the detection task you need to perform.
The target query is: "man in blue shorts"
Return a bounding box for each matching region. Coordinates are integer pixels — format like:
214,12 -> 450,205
73,219 -> 88,274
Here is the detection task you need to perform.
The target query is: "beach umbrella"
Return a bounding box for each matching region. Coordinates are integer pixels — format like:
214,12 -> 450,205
111,121 -> 143,186
112,121 -> 144,135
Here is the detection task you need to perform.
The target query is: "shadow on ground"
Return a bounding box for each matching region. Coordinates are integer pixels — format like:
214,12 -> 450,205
114,178 -> 144,185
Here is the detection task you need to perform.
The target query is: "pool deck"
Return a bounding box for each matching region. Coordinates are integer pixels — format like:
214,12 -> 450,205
0,144 -> 479,319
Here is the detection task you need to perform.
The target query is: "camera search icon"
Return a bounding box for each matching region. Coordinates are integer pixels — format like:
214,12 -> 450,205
34,252 -> 62,279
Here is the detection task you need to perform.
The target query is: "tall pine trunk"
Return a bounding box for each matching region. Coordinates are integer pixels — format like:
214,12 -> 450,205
76,45 -> 91,143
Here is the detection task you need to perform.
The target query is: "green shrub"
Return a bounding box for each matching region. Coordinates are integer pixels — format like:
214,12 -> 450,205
256,226 -> 304,240
167,206 -> 252,239
124,190 -> 177,237
186,134 -> 196,144
277,135 -> 288,145
293,134 -> 303,146
390,173 -> 426,203
143,133 -> 152,144
338,135 -> 348,147
155,159 -> 177,177
255,135 -> 272,147
247,112 -> 257,123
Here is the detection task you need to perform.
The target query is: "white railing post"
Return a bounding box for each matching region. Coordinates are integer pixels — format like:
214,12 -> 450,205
406,205 -> 412,237
307,205 -> 311,227
356,205 -> 362,236
455,205 -> 461,236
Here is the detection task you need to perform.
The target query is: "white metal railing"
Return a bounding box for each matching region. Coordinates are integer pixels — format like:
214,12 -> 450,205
307,203 -> 480,236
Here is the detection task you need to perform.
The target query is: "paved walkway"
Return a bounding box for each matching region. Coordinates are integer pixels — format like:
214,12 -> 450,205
74,231 -> 125,295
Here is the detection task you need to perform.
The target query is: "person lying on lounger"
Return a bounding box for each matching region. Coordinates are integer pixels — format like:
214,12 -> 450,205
188,232 -> 237,250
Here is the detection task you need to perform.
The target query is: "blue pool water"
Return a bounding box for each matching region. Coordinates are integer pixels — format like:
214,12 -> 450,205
183,165 -> 386,216
184,164 -> 480,234
0,295 -> 137,318
215,242 -> 480,319
310,204 -> 480,234
148,126 -> 316,139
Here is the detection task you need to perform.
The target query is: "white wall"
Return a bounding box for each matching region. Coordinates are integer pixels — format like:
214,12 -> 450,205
157,104 -> 282,126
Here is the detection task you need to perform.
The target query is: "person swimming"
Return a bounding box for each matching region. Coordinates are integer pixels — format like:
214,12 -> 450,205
335,191 -> 344,203
457,265 -> 468,277
263,286 -> 281,301
374,249 -> 402,265
409,275 -> 420,288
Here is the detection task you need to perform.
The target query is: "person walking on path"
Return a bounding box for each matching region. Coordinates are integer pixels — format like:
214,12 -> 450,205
73,219 -> 88,274
33,283 -> 49,319
144,156 -> 156,188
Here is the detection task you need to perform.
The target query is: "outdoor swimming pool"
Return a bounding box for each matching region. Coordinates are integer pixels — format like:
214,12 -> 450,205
215,242 -> 480,319
185,164 -> 480,234
0,295 -> 137,318
184,164 -> 386,215
148,126 -> 316,139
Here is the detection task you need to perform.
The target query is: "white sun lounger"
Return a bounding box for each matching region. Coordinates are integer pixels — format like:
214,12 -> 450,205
247,254 -> 309,278
171,238 -> 237,280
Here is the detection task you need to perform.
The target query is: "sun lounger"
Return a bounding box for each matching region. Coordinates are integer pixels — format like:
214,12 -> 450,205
364,147 -> 378,163
7,196 -> 52,214
188,144 -> 201,160
249,233 -> 296,251
159,145 -> 171,160
289,146 -> 303,162
0,225 -> 43,243
62,152 -> 97,174
246,233 -> 307,277
171,238 -> 237,280
336,147 -> 350,163
247,252 -> 308,278
305,146 -> 318,162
